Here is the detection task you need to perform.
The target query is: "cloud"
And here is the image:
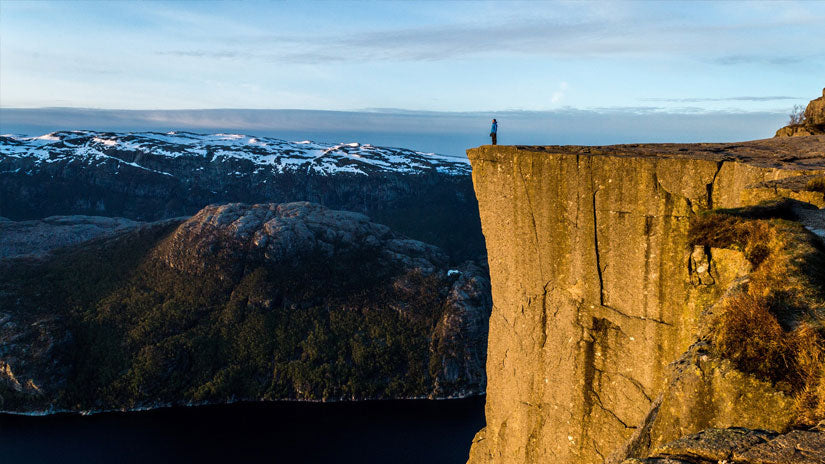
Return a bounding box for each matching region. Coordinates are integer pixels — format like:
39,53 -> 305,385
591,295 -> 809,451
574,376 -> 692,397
157,50 -> 244,59
551,82 -> 569,104
711,54 -> 813,66
640,96 -> 801,103
153,6 -> 825,65
157,18 -> 613,63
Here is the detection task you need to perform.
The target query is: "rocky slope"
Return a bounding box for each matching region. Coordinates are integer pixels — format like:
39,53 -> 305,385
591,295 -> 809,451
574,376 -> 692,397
465,137 -> 825,464
0,215 -> 144,260
0,131 -> 484,262
0,202 -> 491,413
623,426 -> 825,464
776,88 -> 825,137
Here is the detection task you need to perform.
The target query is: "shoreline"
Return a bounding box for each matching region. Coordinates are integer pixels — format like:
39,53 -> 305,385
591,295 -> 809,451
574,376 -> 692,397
0,391 -> 486,418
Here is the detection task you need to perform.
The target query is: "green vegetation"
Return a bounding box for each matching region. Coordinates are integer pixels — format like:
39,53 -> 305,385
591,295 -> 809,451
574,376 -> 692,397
689,200 -> 825,426
0,222 -> 458,411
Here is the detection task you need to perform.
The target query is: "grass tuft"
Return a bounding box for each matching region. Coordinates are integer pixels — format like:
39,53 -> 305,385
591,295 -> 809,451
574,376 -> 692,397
692,202 -> 825,426
688,214 -> 773,266
806,177 -> 825,194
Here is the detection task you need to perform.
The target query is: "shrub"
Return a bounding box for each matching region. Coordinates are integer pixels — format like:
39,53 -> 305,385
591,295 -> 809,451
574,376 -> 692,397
688,214 -> 772,266
712,293 -> 786,383
713,294 -> 822,387
713,293 -> 825,426
789,104 -> 806,125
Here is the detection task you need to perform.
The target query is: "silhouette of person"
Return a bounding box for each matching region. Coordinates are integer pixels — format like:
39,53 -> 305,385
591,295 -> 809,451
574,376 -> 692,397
490,119 -> 498,145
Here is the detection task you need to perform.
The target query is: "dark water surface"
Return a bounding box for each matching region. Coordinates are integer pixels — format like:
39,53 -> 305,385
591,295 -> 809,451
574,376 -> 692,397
0,397 -> 484,464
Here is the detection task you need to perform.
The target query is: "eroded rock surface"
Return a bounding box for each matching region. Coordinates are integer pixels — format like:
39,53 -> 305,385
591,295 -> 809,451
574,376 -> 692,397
624,426 -> 825,464
162,202 -> 446,275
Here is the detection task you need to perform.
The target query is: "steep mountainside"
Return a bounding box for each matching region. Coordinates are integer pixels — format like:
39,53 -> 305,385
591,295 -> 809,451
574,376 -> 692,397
466,137 -> 825,464
0,131 -> 483,261
0,202 -> 491,413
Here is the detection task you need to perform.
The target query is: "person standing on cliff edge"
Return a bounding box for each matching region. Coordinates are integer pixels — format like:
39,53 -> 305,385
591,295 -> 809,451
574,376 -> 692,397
490,119 -> 498,145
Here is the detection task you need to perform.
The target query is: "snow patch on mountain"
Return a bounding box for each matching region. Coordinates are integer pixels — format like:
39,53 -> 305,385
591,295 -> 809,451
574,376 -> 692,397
0,131 -> 470,177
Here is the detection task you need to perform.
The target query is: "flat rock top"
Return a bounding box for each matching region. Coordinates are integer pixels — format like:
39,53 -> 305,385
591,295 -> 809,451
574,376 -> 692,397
0,215 -> 142,260
468,135 -> 825,171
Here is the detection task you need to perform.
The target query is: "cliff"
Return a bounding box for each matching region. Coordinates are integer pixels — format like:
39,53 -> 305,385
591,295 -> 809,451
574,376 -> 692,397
0,202 -> 491,413
466,137 -> 825,463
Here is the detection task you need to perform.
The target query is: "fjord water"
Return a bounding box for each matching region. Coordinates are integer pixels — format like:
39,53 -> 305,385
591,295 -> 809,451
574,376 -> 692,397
0,397 -> 483,463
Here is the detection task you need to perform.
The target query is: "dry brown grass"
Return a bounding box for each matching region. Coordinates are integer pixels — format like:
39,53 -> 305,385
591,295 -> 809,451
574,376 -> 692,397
792,323 -> 825,425
693,204 -> 825,426
806,177 -> 825,194
689,213 -> 773,266
713,294 -> 825,423
713,294 -> 796,386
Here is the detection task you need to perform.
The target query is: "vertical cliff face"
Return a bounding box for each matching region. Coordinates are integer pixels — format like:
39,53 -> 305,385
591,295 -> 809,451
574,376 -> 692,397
466,139 -> 825,464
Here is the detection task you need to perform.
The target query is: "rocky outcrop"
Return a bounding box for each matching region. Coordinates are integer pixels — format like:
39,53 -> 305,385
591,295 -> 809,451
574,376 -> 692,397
432,261 -> 493,396
623,426 -> 825,464
775,124 -> 824,137
0,215 -> 144,260
775,89 -> 825,137
466,138 -> 825,464
161,202 -> 448,276
804,89 -> 825,126
0,202 -> 491,413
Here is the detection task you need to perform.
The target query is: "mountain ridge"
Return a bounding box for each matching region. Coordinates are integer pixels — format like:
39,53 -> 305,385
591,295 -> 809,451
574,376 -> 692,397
0,130 -> 470,177
0,130 -> 484,263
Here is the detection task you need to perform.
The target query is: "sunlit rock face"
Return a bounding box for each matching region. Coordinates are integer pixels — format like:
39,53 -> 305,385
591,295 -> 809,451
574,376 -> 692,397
465,140 -> 825,464
803,88 -> 825,126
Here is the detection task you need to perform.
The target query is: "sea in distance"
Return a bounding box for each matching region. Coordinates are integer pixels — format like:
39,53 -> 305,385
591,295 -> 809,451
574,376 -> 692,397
0,397 -> 484,464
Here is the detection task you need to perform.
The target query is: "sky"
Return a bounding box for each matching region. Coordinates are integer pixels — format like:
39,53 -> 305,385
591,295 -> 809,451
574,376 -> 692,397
1,0 -> 824,155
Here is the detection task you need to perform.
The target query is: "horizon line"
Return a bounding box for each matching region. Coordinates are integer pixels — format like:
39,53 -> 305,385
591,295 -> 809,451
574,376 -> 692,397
0,106 -> 795,115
